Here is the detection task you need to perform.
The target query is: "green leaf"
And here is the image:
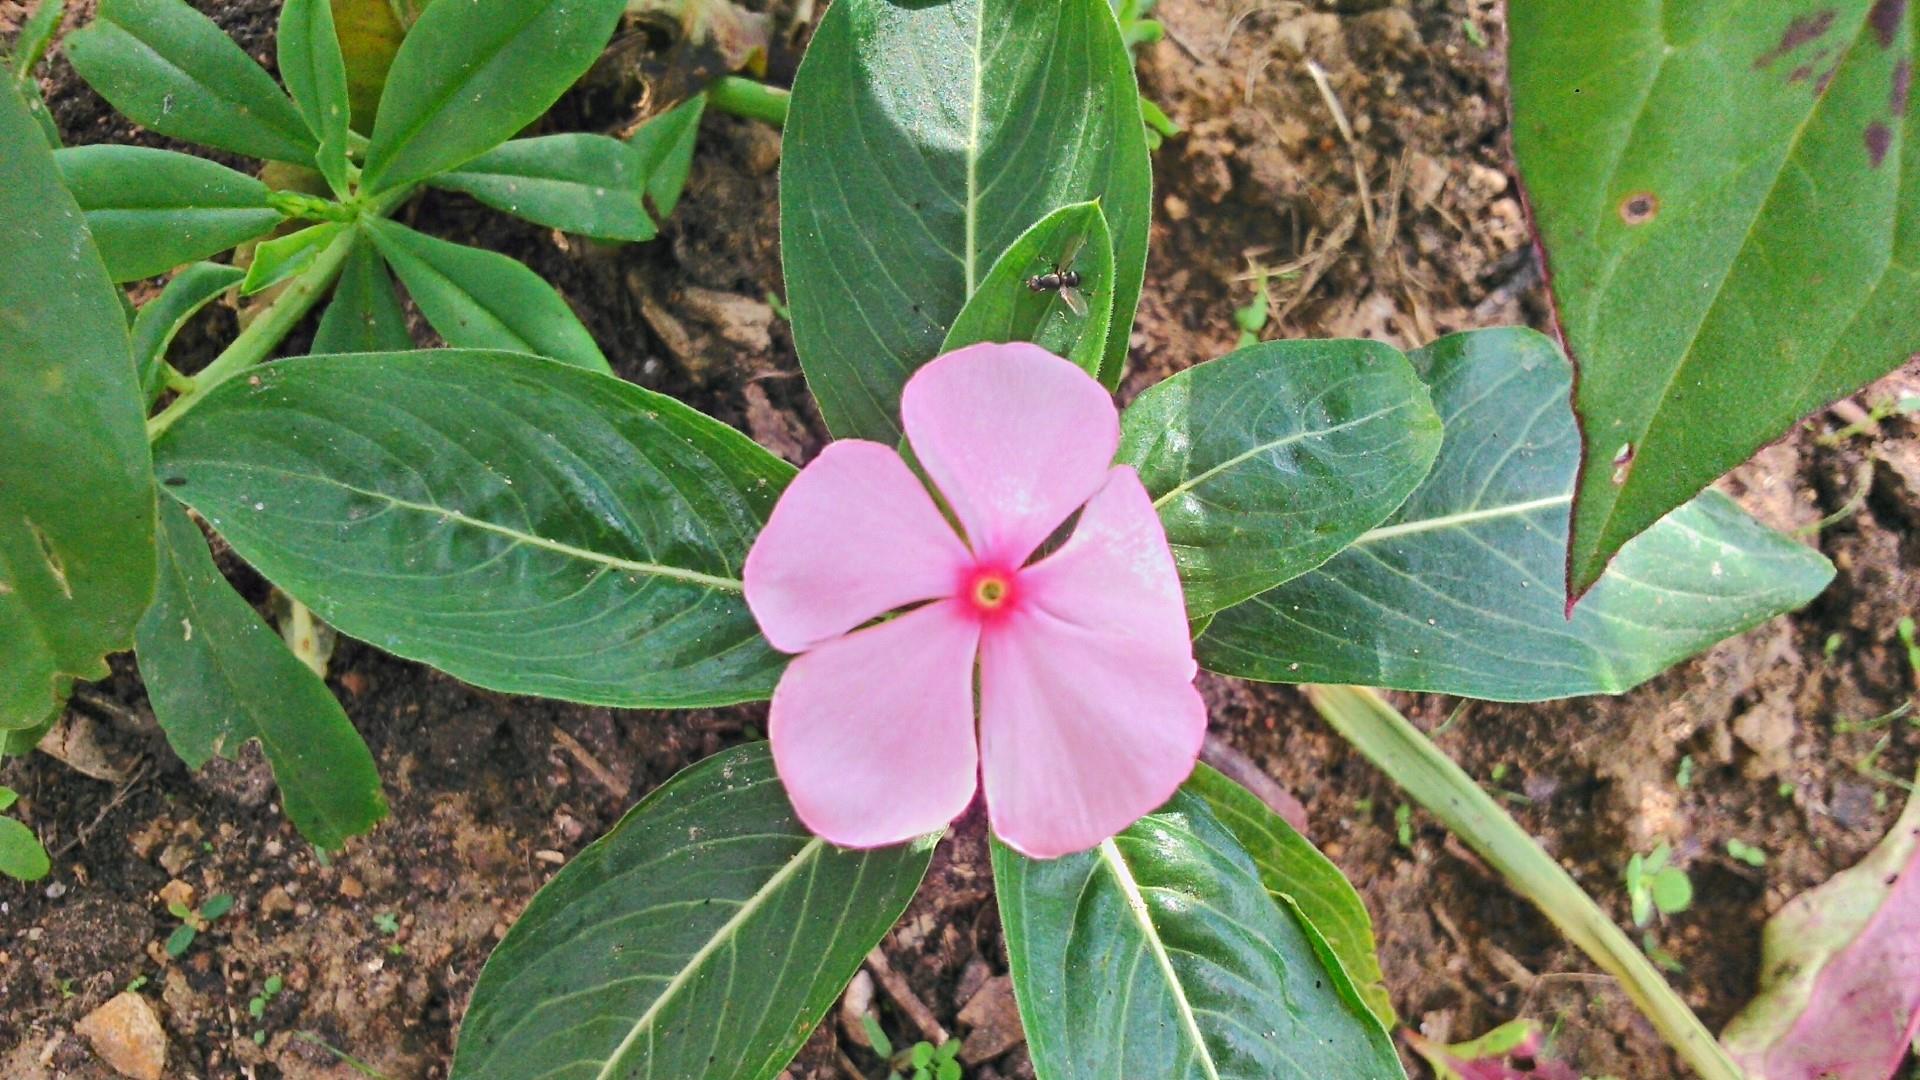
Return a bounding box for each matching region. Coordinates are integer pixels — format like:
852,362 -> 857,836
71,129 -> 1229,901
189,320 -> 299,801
277,0 -> 353,195
11,0 -> 65,81
0,81 -> 154,731
198,891 -> 234,920
131,262 -> 245,404
0,786 -> 15,813
993,789 -> 1405,1080
333,0 -> 407,134
450,742 -> 935,1080
627,92 -> 705,219
1186,764 -> 1395,1029
362,217 -> 608,372
939,201 -> 1114,377
1650,867 -> 1693,915
360,0 -> 627,194
433,134 -> 659,242
165,924 -> 196,957
781,0 -> 1152,442
0,816 -> 51,882
1198,328 -> 1835,701
135,501 -> 386,850
1509,1 -> 1920,596
54,145 -> 284,283
242,221 -> 349,295
1120,338 -> 1443,618
311,234 -> 412,354
151,349 -> 791,708
64,0 -> 315,163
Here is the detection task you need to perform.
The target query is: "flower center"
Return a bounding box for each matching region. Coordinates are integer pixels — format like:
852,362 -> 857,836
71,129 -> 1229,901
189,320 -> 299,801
961,565 -> 1019,620
973,576 -> 1009,608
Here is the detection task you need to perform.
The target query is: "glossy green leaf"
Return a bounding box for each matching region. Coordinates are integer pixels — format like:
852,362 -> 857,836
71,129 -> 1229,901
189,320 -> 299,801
627,92 -> 706,219
1509,1 -> 1920,596
1198,328 -> 1835,702
1120,339 -> 1442,618
1186,764 -> 1395,1030
131,262 -> 245,404
451,742 -> 935,1080
781,0 -> 1152,441
311,233 -> 411,354
135,501 -> 385,850
54,145 -> 284,283
64,0 -> 315,163
277,0 -> 352,195
0,81 -> 154,731
940,201 -> 1114,377
993,789 -> 1405,1080
360,0 -> 627,194
362,217 -> 608,372
151,349 -> 791,708
433,134 -> 659,242
242,221 -> 349,295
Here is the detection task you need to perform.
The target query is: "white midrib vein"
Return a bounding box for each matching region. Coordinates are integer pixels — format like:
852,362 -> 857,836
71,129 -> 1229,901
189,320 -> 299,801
594,838 -> 826,1078
962,4 -> 987,293
1353,493 -> 1571,545
1149,405 -> 1406,510
1098,839 -> 1221,1080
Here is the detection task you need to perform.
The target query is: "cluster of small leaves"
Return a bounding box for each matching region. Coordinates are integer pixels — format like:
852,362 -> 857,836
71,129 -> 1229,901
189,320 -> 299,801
1625,843 -> 1693,928
860,1017 -> 961,1080
164,891 -> 233,958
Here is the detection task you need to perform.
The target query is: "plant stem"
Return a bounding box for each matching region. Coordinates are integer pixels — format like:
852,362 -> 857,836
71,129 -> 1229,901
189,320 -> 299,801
708,76 -> 789,127
1303,685 -> 1744,1080
145,227 -> 356,441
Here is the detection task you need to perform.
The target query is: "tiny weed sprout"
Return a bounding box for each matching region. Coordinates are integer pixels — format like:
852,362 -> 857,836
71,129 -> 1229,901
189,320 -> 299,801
3,0 -> 1914,1077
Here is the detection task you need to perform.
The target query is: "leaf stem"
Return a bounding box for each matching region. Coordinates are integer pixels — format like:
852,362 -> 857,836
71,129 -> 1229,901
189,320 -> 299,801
707,76 -> 788,127
1303,685 -> 1743,1080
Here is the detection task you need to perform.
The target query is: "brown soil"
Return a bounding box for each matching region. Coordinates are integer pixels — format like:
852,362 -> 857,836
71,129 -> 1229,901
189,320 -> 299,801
4,1 -> 1917,1078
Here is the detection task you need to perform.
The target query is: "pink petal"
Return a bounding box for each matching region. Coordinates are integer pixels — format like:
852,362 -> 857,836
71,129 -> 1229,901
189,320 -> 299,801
770,601 -> 982,848
745,440 -> 971,653
901,342 -> 1119,565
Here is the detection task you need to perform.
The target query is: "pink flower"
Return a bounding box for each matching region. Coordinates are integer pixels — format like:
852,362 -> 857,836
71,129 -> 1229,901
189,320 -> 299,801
744,342 -> 1206,858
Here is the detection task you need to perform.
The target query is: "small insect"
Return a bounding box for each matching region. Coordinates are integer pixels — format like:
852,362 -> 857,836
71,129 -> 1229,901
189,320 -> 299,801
1025,233 -> 1089,317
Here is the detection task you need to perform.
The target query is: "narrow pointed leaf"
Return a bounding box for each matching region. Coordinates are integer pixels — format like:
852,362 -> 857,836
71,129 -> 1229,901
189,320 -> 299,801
433,134 -> 659,242
360,0 -> 627,194
940,201 -> 1114,377
781,0 -> 1152,441
241,221 -> 349,295
1121,338 -> 1443,617
277,0 -> 352,195
0,80 -> 154,731
311,233 -> 411,354
55,145 -> 284,282
151,349 -> 791,708
1198,328 -> 1835,702
64,0 -> 315,162
451,742 -> 935,1080
1187,764 -> 1395,1029
993,789 -> 1405,1080
627,93 -> 705,219
363,217 -> 608,372
135,501 -> 385,850
1509,1 -> 1920,596
131,261 -> 245,404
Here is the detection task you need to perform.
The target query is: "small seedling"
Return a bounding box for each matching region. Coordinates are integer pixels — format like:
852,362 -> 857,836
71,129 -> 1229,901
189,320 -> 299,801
1233,268 -> 1272,349
861,1014 -> 960,1080
1462,18 -> 1488,47
125,974 -> 149,993
1899,617 -> 1920,675
248,973 -> 285,1044
1675,754 -> 1695,790
1394,803 -> 1414,848
165,892 -> 234,957
1642,932 -> 1686,974
1778,780 -> 1797,799
371,911 -> 405,955
1726,839 -> 1767,868
1489,762 -> 1510,783
1823,632 -> 1846,663
1624,843 -> 1692,927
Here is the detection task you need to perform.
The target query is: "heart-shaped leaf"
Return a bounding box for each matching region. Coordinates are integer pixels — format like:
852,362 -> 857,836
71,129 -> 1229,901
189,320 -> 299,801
940,201 -> 1114,377
451,742 -> 935,1080
993,787 -> 1405,1080
362,218 -> 608,372
781,0 -> 1152,442
433,134 -> 661,242
1121,338 -> 1443,618
54,146 -> 285,283
135,501 -> 386,850
151,349 -> 791,708
64,0 -> 316,163
1509,1 -> 1920,597
360,0 -> 627,194
311,236 -> 411,354
277,0 -> 352,195
131,262 -> 245,404
0,80 -> 155,731
1198,328 -> 1834,702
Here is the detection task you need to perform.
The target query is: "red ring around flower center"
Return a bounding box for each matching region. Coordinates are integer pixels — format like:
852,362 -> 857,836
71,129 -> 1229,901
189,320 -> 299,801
960,564 -> 1019,621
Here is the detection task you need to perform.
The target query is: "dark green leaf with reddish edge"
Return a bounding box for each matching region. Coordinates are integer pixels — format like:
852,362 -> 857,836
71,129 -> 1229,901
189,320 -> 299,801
0,80 -> 154,731
151,349 -> 791,709
451,742 -> 935,1080
63,0 -> 315,163
54,145 -> 284,283
136,501 -> 386,851
1509,0 -> 1920,597
781,0 -> 1152,442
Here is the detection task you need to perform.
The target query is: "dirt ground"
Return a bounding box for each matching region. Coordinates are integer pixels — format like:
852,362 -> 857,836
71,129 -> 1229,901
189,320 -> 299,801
4,0 -> 1917,1077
